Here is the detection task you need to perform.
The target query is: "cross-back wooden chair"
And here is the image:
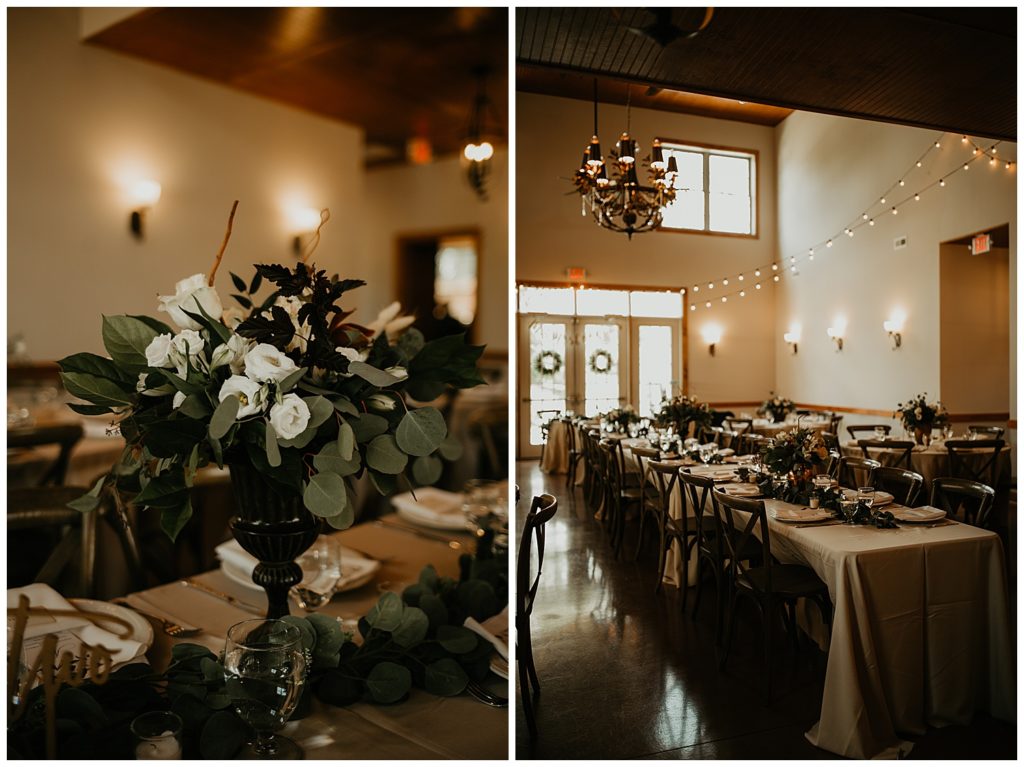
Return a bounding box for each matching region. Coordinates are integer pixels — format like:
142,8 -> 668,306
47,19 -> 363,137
643,461 -> 692,597
713,490 -> 832,703
846,424 -> 892,441
968,425 -> 1004,440
944,439 -> 1005,488
930,477 -> 996,529
858,439 -> 915,470
678,471 -> 731,644
517,493 -> 558,739
873,466 -> 925,507
836,455 -> 880,489
629,445 -> 663,560
8,423 -> 85,486
564,419 -> 585,489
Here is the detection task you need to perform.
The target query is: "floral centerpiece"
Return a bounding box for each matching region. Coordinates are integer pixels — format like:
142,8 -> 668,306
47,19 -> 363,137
758,427 -> 829,496
894,392 -> 948,445
58,203 -> 484,617
602,404 -> 638,433
654,394 -> 713,437
758,392 -> 795,423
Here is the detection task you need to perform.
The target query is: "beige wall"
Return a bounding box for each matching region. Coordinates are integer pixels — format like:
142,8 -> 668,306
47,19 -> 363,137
360,151 -> 509,354
939,245 -> 1010,413
515,92 -> 777,402
8,8 -> 364,360
774,111 -> 1016,437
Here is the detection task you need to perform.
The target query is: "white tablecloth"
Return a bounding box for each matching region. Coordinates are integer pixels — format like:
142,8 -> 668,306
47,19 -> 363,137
840,439 -> 1012,488
752,417 -> 831,437
747,500 -> 1014,758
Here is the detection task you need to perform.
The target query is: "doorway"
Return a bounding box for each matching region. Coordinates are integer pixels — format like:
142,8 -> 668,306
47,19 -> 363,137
395,230 -> 480,343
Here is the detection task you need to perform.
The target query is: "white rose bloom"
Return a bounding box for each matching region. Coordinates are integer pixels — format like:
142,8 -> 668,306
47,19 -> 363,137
366,393 -> 397,411
219,375 -> 266,418
243,343 -> 299,383
211,334 -> 252,374
334,346 -> 368,377
384,365 -> 408,381
171,329 -> 205,358
158,273 -> 224,331
367,301 -> 416,340
145,333 -> 174,368
172,391 -> 186,409
269,393 -> 311,439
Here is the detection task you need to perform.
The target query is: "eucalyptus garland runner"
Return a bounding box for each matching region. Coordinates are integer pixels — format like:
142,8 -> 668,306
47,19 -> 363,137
532,350 -> 562,377
7,559 -> 506,760
588,349 -> 613,374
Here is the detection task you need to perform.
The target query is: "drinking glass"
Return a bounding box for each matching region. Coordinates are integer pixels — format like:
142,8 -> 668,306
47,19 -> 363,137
839,499 -> 858,525
857,486 -> 875,511
873,426 -> 887,441
292,535 -> 342,611
224,619 -> 308,759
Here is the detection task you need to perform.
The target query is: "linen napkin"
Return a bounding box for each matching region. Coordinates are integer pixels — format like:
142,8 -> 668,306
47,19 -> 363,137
7,583 -> 142,665
214,538 -> 379,592
892,505 -> 946,522
465,606 -> 509,680
390,488 -> 467,529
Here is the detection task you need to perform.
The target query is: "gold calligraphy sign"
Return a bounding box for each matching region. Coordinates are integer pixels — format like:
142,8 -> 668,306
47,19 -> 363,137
7,594 -> 135,759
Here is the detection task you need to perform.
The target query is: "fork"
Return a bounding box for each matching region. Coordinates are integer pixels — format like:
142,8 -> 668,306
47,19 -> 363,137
466,680 -> 508,708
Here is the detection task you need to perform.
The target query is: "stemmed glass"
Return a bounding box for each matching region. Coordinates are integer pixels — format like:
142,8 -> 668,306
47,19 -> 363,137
292,535 -> 342,611
812,474 -> 831,507
839,499 -> 859,525
224,619 -> 308,759
699,444 -> 717,465
873,426 -> 887,441
857,486 -> 875,513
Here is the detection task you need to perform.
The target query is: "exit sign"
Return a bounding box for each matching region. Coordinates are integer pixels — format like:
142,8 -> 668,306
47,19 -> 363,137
971,233 -> 992,255
566,267 -> 587,283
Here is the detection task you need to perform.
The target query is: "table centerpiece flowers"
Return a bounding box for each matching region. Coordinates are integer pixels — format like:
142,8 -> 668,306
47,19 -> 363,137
894,392 -> 948,445
57,203 -> 484,618
654,394 -> 713,438
758,392 -> 796,423
602,404 -> 638,433
757,427 -> 830,500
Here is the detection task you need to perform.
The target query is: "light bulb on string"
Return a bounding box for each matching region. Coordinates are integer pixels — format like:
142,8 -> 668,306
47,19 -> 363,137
992,147 -> 998,154
891,207 -> 898,215
773,274 -> 780,282
771,263 -> 778,271
862,213 -> 869,220
723,278 -> 729,286
721,296 -> 727,303
738,274 -> 744,281
963,164 -> 969,171
826,240 -> 833,248
705,301 -> 711,309
916,161 -> 923,167
808,248 -> 814,256
914,193 -> 920,201
934,141 -> 941,148
739,290 -> 746,297
880,197 -> 886,204
690,304 -> 696,311
868,219 -> 875,226
755,283 -> 762,290
708,282 -> 714,289
899,179 -> 905,186
962,135 -> 968,143
940,179 -> 946,187
754,268 -> 761,277
693,285 -> 699,293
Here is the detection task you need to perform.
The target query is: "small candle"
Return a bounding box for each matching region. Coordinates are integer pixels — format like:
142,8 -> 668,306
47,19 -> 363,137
809,497 -> 820,509
135,731 -> 181,760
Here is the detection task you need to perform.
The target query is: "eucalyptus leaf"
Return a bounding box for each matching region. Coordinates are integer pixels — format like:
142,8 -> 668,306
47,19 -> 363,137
366,435 -> 408,475
323,508 -> 354,530
337,420 -> 355,460
350,413 -> 389,443
391,606 -> 429,648
281,616 -> 316,651
304,395 -> 335,429
303,472 -> 348,518
436,625 -> 479,654
348,360 -> 402,387
368,470 -> 398,496
265,422 -> 281,467
160,497 -> 193,542
331,397 -> 359,416
209,395 -> 240,439
419,565 -> 439,591
278,366 -> 308,394
365,591 -> 403,632
306,613 -> 346,657
457,579 -> 498,621
437,434 -> 464,462
396,327 -> 425,360
178,392 -> 212,419
366,661 -> 411,704
411,454 -> 443,486
424,658 -> 469,697
313,440 -> 361,477
199,710 -> 248,760
395,407 -> 447,457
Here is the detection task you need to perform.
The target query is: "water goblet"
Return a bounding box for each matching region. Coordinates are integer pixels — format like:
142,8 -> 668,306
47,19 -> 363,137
857,486 -> 875,511
839,499 -> 859,525
291,535 -> 342,611
224,619 -> 308,760
873,426 -> 887,441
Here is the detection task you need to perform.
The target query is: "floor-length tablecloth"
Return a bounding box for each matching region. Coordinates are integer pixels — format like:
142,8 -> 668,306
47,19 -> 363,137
746,500 -> 1014,759
123,515 -> 507,760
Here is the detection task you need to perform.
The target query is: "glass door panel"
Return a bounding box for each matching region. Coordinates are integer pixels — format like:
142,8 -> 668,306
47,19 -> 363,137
518,315 -> 573,458
631,319 -> 682,419
579,320 -> 627,417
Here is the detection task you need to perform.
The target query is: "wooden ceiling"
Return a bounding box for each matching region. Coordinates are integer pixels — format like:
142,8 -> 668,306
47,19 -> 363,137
516,7 -> 1016,140
86,7 -> 508,165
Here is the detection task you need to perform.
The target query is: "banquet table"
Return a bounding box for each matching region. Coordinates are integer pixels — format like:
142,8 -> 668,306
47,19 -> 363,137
121,513 -> 507,760
728,497 -> 1014,759
840,438 -> 1013,488
751,416 -> 831,437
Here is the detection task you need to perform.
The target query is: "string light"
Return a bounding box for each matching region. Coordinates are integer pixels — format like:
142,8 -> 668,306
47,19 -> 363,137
891,207 -> 898,215
737,274 -> 744,281
772,263 -> 778,270
827,240 -> 833,248
754,268 -> 761,276
755,283 -> 761,290
722,278 -> 729,286
914,193 -> 920,201
899,179 -> 905,186
693,285 -> 699,292
705,301 -> 711,308
690,304 -> 696,311
721,296 -> 727,303
916,161 -> 923,167
739,290 -> 746,297
940,178 -> 946,187
962,135 -> 968,143
868,219 -> 875,226
862,213 -> 869,220
773,274 -> 780,282
934,141 -> 941,148
963,163 -> 969,171
708,282 -> 714,289
880,197 -> 886,204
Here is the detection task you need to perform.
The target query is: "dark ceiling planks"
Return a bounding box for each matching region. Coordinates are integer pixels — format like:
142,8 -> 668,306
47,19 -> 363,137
87,7 -> 508,163
516,7 -> 1016,140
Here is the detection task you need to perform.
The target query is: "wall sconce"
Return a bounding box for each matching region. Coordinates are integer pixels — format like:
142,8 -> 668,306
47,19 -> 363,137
783,330 -> 800,355
129,179 -> 161,239
290,207 -> 323,257
884,319 -> 903,349
701,324 -> 723,356
826,326 -> 844,351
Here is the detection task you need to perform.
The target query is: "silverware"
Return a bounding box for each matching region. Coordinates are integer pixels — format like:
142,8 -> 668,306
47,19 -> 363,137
113,598 -> 202,638
179,579 -> 263,613
374,520 -> 463,550
466,680 -> 508,708
794,520 -> 842,528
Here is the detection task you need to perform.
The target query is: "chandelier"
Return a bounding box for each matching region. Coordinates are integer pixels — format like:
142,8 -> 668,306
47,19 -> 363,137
573,83 -> 678,239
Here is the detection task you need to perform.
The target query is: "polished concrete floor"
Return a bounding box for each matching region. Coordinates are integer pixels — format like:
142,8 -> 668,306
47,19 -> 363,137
514,461 -> 1015,760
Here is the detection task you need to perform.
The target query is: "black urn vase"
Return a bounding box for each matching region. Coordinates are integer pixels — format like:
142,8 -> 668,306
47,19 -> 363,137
228,462 -> 319,619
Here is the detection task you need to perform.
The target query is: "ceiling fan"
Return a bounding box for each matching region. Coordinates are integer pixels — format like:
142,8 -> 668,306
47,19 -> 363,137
615,7 -> 715,95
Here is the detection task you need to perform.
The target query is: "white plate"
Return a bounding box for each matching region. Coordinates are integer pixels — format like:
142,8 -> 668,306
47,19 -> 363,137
221,546 -> 381,596
68,598 -> 153,665
391,488 -> 469,531
892,506 -> 947,523
490,656 -> 509,680
770,509 -> 833,523
720,483 -> 761,497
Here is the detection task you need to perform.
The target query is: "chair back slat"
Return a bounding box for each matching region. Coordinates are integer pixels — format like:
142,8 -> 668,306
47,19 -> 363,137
837,455 -> 881,489
858,439 -> 915,469
944,439 -> 1005,487
8,423 -> 86,486
517,493 -> 558,617
846,424 -> 892,441
713,490 -> 773,592
873,466 -> 925,507
679,471 -> 719,556
929,477 -> 995,528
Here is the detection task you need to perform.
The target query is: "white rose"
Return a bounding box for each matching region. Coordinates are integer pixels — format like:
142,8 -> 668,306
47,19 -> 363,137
145,333 -> 174,368
384,365 -> 408,381
211,334 -> 251,374
172,391 -> 186,409
158,273 -> 224,331
269,393 -> 311,439
366,393 -> 397,411
334,346 -> 368,377
219,375 -> 266,418
243,343 -> 299,383
367,301 -> 416,340
171,329 -> 205,358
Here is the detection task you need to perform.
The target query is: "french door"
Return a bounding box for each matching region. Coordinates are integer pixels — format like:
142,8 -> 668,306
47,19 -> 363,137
518,314 -> 629,458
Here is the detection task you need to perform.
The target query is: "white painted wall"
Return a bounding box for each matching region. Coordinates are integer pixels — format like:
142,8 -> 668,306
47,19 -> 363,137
8,8 -> 364,361
774,111 -> 1016,438
515,93 -> 778,402
360,151 -> 509,353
